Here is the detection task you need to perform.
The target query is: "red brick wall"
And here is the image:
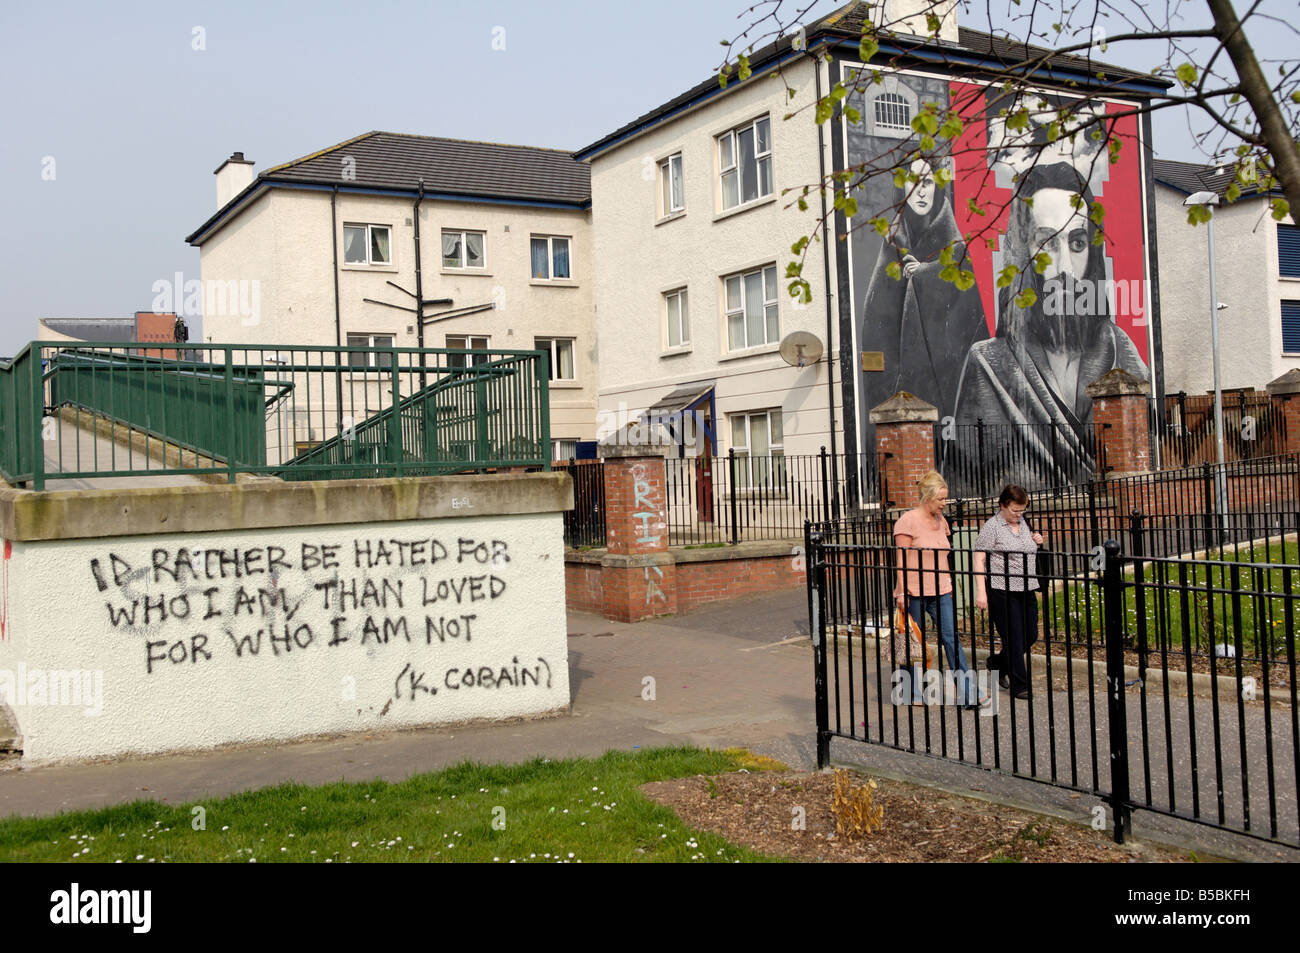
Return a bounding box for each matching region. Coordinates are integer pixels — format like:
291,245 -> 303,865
675,555 -> 805,613
602,457 -> 668,556
1093,394 -> 1151,474
876,421 -> 935,509
565,562 -> 604,615
600,561 -> 677,622
1276,394 -> 1300,456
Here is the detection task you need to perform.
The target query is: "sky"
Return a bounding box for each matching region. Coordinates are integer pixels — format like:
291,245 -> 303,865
0,0 -> 1294,356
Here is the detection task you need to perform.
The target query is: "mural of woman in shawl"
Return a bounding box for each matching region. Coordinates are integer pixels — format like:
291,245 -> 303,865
953,162 -> 1149,487
858,155 -> 989,424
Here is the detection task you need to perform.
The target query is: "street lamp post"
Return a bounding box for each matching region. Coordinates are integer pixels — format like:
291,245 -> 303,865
1184,189 -> 1228,532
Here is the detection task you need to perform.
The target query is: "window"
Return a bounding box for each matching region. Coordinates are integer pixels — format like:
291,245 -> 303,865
665,288 -> 690,348
873,92 -> 911,132
1283,301 -> 1300,353
718,117 -> 772,210
1280,225 -> 1300,278
346,333 -> 395,369
343,224 -> 391,265
724,265 -> 779,350
730,410 -> 785,490
660,153 -> 684,216
442,230 -> 486,269
552,439 -> 578,461
535,337 -> 576,381
530,236 -> 572,280
446,334 -> 490,369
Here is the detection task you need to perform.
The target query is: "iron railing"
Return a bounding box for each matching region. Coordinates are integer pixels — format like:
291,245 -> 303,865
664,449 -> 881,545
2,342 -> 551,489
1151,390 -> 1285,469
807,526 -> 1300,846
935,418 -> 1105,498
556,458 -> 606,548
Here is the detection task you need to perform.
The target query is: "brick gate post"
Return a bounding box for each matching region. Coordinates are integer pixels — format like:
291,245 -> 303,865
870,392 -> 938,509
1266,368 -> 1300,455
1087,368 -> 1152,478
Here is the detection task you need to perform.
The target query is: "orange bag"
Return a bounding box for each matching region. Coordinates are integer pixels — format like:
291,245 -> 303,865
893,607 -> 934,669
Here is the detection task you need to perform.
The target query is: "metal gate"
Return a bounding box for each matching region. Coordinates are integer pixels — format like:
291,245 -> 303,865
806,518 -> 1300,848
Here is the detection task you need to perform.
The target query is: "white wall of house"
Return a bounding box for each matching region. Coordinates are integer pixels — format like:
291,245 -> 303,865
197,187 -> 597,450
1155,183 -> 1299,393
587,55 -> 844,460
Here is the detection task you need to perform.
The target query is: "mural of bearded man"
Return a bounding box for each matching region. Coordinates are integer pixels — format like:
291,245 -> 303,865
951,162 -> 1149,487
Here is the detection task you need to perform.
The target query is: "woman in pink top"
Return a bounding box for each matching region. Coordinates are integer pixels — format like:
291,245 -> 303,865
893,471 -> 979,708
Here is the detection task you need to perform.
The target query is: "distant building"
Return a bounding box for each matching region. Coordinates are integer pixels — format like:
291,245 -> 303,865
38,313 -> 182,357
1154,158 -> 1298,393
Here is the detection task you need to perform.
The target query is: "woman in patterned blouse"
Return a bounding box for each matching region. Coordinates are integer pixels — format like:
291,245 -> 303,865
973,484 -> 1045,701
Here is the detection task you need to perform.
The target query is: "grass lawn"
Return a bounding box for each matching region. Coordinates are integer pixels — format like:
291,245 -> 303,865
0,747 -> 789,864
1036,539 -> 1299,659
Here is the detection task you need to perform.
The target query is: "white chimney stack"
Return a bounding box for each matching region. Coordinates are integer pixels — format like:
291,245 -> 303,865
214,152 -> 255,210
872,0 -> 959,44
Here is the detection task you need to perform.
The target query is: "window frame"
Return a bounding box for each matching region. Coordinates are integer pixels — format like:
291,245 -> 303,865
1282,300 -> 1300,354
441,229 -> 487,271
729,410 -> 786,491
717,116 -> 773,211
534,336 -> 577,382
551,438 -> 579,461
660,152 -> 684,217
446,334 -> 491,369
664,287 -> 690,350
342,223 -> 393,266
530,235 -> 573,281
345,332 -> 397,370
722,264 -> 780,351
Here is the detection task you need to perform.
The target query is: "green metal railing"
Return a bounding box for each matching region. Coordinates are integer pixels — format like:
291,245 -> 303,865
1,342 -> 551,489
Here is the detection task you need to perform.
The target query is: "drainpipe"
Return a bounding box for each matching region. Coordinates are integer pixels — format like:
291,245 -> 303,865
331,186 -> 344,434
414,179 -> 426,389
810,46 -> 841,500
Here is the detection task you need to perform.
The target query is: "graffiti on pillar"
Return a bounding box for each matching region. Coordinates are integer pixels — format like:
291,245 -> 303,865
845,71 -> 1153,486
644,565 -> 667,606
630,462 -> 662,547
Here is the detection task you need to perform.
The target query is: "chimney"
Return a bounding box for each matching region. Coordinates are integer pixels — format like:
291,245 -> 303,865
871,0 -> 959,44
214,151 -> 255,210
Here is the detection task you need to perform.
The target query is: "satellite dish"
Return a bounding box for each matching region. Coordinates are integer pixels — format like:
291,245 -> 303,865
779,331 -> 824,368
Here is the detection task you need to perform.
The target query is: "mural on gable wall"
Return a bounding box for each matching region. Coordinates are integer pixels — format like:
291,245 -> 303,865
845,71 -> 1152,490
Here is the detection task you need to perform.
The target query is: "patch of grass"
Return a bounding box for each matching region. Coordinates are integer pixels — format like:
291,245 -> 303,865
682,542 -> 728,550
0,747 -> 785,864
721,748 -> 788,771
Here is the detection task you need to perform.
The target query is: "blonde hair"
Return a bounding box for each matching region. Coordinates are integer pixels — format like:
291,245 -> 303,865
917,470 -> 948,503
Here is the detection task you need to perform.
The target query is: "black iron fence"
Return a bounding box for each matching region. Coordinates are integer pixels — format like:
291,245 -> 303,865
665,449 -> 881,546
1151,390 -> 1286,469
935,419 -> 1105,498
556,458 -> 605,548
807,525 -> 1300,847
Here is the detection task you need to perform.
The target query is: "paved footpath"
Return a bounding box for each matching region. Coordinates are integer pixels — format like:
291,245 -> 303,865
2,589 -> 1295,861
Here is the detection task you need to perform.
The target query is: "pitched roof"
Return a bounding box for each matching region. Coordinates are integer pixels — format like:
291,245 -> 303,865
1152,157 -> 1267,198
39,317 -> 137,343
576,1 -> 1168,160
188,131 -> 591,245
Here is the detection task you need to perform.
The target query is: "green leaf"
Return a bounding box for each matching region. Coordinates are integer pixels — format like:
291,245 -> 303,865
871,216 -> 890,236
1015,287 -> 1038,309
996,264 -> 1019,288
886,261 -> 902,280
954,270 -> 976,291
939,114 -> 965,140
1006,109 -> 1030,132
1108,137 -> 1122,165
1225,182 -> 1241,202
893,167 -> 908,188
911,110 -> 939,135
1033,252 -> 1052,274
788,88 -> 799,100
859,37 -> 879,62
815,98 -> 834,124
791,237 -> 810,255
1175,62 -> 1198,88
1089,201 -> 1106,225
1272,198 -> 1290,222
933,166 -> 952,189
737,54 -> 751,83
844,106 -> 861,124
1046,121 -> 1062,143
830,82 -> 848,102
797,197 -> 809,212
1292,91 -> 1300,104
919,134 -> 935,151
843,196 -> 858,218
940,263 -> 959,283
967,197 -> 987,217
939,244 -> 954,266
925,12 -> 941,34
1185,204 -> 1213,225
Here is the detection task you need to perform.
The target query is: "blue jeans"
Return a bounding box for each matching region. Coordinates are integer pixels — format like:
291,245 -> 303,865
907,592 -> 976,704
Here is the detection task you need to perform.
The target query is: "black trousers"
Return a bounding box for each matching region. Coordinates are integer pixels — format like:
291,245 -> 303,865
987,588 -> 1038,694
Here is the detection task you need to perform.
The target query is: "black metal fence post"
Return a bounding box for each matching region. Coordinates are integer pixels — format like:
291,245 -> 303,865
809,529 -> 831,769
1102,538 -> 1132,844
728,447 -> 740,546
976,417 -> 988,499
819,446 -> 830,523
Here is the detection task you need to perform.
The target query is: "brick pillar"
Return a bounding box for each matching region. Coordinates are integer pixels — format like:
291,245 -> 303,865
870,392 -> 938,509
1266,368 -> 1300,455
1086,368 -> 1152,477
597,425 -> 676,622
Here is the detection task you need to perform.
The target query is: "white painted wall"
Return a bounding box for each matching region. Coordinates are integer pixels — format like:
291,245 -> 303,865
588,56 -> 844,457
198,187 -> 598,447
0,511 -> 568,764
1155,183 -> 1299,393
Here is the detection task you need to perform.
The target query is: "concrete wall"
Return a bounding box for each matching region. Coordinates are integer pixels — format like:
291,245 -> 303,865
1155,184 -> 1295,393
198,187 -> 598,448
0,473 -> 571,764
587,56 -> 843,457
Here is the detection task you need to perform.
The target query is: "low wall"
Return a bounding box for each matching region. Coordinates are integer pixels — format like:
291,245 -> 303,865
565,540 -> 805,620
0,472 -> 573,765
